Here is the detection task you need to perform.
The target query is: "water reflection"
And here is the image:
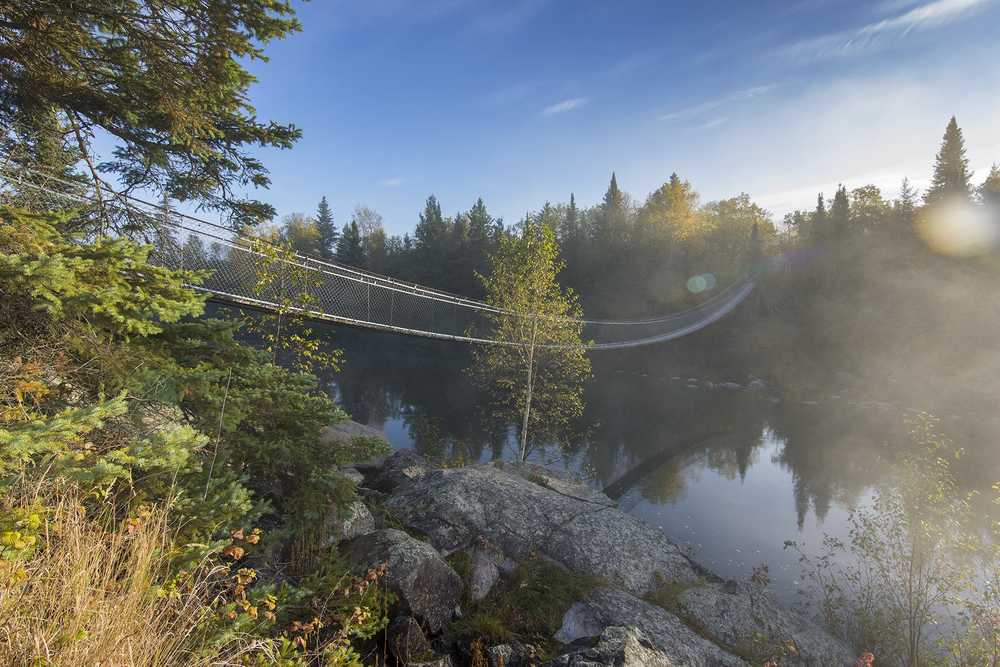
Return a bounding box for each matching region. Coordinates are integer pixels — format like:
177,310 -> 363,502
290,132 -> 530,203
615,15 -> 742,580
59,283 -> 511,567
322,326 -> 992,601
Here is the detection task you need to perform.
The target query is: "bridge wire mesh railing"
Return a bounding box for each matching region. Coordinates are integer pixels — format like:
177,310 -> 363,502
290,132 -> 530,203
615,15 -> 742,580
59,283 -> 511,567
0,158 -> 755,349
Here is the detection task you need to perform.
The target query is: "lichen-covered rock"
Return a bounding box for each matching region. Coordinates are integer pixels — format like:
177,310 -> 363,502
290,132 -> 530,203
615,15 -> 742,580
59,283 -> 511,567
382,457 -> 697,594
547,626 -> 673,666
388,615 -> 434,663
554,588 -> 745,666
325,500 -> 375,545
486,640 -> 540,667
469,538 -> 514,602
675,581 -> 855,666
341,529 -> 461,633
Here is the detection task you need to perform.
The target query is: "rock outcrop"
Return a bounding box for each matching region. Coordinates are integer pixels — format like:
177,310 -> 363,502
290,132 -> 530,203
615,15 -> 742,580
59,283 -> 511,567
554,587 -> 745,666
675,581 -> 855,666
341,528 -> 461,633
347,451 -> 852,666
381,454 -> 698,595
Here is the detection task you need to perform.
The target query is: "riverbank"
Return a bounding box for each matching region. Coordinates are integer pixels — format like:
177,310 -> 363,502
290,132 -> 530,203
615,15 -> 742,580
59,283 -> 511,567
332,446 -> 856,666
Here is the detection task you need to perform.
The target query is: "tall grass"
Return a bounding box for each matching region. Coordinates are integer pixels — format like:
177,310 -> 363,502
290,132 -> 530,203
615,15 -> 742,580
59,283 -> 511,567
0,493 -> 230,666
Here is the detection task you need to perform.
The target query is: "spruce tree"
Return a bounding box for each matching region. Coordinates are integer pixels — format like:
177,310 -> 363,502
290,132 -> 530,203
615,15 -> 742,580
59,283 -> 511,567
314,196 -> 338,260
335,220 -> 365,265
812,193 -> 828,239
925,116 -> 972,204
830,185 -> 850,238
0,0 -> 302,226
979,164 -> 1000,209
894,178 -> 919,231
594,172 -> 630,246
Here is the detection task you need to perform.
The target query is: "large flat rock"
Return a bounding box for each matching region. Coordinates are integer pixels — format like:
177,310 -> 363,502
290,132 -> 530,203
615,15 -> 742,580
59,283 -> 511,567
554,587 -> 745,666
676,581 -> 855,666
381,454 -> 698,595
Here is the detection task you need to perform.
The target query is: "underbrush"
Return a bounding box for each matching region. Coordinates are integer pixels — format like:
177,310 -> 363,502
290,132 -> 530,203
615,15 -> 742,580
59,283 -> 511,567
0,206 -> 393,665
447,554 -> 601,659
0,491 -> 228,666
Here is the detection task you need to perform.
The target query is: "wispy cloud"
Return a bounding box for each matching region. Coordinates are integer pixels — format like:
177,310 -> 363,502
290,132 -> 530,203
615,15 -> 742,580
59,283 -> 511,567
381,177 -> 404,187
699,117 -> 729,130
781,0 -> 992,61
660,84 -> 777,122
541,97 -> 589,116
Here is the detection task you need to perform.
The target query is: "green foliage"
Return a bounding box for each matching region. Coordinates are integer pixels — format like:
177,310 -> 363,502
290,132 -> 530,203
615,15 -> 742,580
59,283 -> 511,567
240,235 -> 342,373
925,116 -> 973,204
0,0 -> 302,226
787,415 -> 996,666
335,220 -> 365,266
469,221 -> 591,460
0,207 -> 206,340
315,196 -> 339,260
449,555 -> 600,657
0,204 -> 388,664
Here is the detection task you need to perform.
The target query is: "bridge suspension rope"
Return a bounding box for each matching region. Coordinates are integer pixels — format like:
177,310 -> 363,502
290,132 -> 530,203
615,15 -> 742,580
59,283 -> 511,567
0,158 -> 755,349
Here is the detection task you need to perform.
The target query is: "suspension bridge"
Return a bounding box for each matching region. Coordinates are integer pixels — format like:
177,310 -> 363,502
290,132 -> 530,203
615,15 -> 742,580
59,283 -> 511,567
1,160 -> 755,349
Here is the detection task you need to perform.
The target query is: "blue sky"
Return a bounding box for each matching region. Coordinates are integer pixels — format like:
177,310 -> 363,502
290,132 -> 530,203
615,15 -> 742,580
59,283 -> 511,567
233,0 -> 1000,234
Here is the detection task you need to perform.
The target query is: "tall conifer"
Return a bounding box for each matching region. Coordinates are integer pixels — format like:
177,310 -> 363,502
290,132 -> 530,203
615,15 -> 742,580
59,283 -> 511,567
314,196 -> 338,260
925,116 -> 972,204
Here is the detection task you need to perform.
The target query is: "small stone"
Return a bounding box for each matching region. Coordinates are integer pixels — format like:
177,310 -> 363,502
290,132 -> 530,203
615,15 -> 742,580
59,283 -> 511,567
487,640 -> 538,667
469,539 -> 510,602
547,626 -> 673,666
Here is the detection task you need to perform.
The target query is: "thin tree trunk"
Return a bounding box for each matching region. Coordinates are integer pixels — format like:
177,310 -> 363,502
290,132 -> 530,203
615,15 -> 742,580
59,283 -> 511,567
519,317 -> 538,461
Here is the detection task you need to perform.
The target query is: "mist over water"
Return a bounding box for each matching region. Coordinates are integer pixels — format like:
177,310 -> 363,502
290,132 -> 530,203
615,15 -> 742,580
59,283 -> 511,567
319,323 -> 1000,603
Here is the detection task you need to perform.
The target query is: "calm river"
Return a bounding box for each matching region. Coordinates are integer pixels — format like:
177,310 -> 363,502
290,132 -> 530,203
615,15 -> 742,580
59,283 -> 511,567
320,325 -> 999,605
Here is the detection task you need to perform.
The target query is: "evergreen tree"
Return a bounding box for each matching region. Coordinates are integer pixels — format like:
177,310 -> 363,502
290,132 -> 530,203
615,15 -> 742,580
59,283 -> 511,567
335,220 -> 364,265
559,193 -> 581,243
812,193 -> 828,240
314,196 -> 338,260
979,164 -> 1000,209
594,172 -> 630,246
413,195 -> 450,286
894,178 -> 919,232
830,185 -> 850,238
0,0 -> 302,226
925,116 -> 972,204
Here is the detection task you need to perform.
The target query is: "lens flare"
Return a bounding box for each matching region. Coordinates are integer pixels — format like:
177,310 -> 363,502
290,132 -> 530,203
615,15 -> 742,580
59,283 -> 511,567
918,197 -> 999,257
687,273 -> 717,294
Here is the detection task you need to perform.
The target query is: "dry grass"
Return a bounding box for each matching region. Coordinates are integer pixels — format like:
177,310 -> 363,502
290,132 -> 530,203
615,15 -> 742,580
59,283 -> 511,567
0,493 -> 232,667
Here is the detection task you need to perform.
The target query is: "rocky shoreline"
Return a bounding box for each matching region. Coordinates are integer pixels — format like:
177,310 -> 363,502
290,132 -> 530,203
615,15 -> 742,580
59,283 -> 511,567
329,446 -> 854,666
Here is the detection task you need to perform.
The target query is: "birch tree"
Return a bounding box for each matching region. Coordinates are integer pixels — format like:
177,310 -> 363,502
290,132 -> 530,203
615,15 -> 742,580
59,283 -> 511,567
469,221 -> 591,461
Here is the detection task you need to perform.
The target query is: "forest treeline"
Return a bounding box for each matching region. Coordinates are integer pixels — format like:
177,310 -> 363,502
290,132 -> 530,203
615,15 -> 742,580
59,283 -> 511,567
271,119 -> 998,329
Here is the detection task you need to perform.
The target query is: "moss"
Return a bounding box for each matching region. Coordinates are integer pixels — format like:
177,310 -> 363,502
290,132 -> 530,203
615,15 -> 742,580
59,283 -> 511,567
643,573 -> 702,613
446,549 -> 474,608
446,553 -> 602,659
